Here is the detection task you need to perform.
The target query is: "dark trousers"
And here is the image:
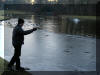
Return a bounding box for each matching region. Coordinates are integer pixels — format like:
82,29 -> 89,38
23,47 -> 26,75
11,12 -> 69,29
8,44 -> 22,68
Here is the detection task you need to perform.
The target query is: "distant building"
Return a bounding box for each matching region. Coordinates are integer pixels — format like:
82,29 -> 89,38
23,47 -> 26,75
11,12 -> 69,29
47,0 -> 58,4
3,0 -> 99,4
58,0 -> 98,4
35,0 -> 57,4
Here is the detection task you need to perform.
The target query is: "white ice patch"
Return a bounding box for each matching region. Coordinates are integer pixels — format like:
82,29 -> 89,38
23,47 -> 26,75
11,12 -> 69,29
0,21 -> 4,58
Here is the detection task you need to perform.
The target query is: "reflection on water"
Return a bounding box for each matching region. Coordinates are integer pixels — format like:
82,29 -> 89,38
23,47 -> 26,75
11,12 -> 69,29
5,15 -> 96,37
32,15 -> 96,37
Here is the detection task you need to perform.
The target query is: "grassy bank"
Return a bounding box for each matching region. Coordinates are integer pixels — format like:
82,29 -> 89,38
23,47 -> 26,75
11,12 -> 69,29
62,15 -> 96,20
0,10 -> 4,21
0,57 -> 4,75
0,16 -> 4,21
4,10 -> 32,15
0,10 -> 31,20
0,10 -> 4,16
0,10 -> 30,21
0,57 -> 32,75
0,16 -> 10,21
70,16 -> 96,20
0,57 -> 9,75
0,10 -> 97,20
0,10 -> 31,15
0,10 -> 9,21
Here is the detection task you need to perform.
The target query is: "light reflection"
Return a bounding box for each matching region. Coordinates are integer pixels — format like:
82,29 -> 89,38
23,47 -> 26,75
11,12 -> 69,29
42,19 -> 56,32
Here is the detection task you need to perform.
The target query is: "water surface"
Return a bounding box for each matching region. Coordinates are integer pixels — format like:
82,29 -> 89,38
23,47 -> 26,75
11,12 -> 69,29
4,15 -> 96,71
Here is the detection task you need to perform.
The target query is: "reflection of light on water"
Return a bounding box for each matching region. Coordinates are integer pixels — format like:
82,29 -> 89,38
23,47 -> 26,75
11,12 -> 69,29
0,23 -> 4,58
31,15 -> 35,23
73,18 -> 80,24
43,20 -> 56,32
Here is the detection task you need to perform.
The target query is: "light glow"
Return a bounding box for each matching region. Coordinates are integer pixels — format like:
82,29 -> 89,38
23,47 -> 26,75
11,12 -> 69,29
48,0 -> 58,2
32,0 -> 35,5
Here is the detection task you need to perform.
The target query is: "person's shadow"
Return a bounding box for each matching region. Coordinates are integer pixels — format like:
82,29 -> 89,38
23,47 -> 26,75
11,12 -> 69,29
1,71 -> 33,75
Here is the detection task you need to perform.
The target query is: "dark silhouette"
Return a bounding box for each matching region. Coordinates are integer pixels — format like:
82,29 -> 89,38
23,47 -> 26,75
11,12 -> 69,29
2,71 -> 33,75
8,18 -> 37,71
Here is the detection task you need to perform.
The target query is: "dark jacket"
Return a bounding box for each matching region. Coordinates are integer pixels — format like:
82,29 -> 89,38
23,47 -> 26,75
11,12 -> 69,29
12,24 -> 36,46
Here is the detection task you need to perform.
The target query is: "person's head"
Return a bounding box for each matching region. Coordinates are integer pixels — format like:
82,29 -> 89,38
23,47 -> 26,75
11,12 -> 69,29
18,18 -> 24,26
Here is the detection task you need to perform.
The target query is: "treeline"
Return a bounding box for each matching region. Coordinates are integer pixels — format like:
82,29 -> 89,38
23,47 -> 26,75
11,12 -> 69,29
4,4 -> 96,16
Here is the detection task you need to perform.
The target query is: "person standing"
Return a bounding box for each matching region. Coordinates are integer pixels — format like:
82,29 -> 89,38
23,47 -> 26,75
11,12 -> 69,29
8,18 -> 37,71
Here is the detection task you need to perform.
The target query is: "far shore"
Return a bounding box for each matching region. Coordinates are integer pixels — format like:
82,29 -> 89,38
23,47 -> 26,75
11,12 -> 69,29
0,10 -> 97,21
0,57 -> 32,75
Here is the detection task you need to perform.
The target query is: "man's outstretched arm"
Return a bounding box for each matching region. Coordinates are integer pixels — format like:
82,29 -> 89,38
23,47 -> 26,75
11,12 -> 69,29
23,28 -> 37,35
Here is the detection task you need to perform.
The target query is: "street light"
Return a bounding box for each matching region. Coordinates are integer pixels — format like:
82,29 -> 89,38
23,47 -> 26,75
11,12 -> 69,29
48,0 -> 58,2
48,0 -> 58,4
32,0 -> 35,5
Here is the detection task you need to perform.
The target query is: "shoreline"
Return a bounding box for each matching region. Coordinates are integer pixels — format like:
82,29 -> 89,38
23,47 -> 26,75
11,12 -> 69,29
0,10 -> 96,20
0,57 -> 32,75
0,16 -> 10,21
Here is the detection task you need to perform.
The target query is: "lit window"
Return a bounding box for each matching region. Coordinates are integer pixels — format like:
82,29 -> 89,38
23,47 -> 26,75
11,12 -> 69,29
48,0 -> 58,2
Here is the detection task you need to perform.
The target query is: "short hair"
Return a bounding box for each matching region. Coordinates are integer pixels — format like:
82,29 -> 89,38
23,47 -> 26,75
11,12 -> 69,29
18,18 -> 24,24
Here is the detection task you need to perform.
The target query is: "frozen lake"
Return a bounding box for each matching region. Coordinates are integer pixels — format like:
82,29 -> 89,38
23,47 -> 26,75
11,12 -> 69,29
3,15 -> 96,71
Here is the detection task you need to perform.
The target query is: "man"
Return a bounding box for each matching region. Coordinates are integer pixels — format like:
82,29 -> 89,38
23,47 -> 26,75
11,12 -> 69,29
8,18 -> 37,71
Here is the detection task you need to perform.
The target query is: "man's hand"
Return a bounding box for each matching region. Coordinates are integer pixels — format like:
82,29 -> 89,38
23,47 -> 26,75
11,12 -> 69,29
33,27 -> 37,31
